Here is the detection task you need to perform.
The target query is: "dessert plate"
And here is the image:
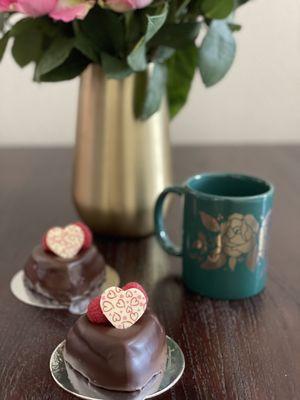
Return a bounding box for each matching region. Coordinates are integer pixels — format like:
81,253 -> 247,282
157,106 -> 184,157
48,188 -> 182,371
50,336 -> 185,400
10,265 -> 120,314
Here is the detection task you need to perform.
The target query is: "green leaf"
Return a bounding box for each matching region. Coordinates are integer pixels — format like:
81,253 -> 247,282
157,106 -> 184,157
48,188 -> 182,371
127,3 -> 168,72
135,63 -> 167,120
0,33 -> 9,62
198,20 -> 236,87
35,36 -> 74,79
202,0 -> 234,19
175,0 -> 192,18
10,17 -> 59,38
73,21 -> 100,62
228,22 -> 241,32
152,46 -> 175,63
10,18 -> 37,36
35,50 -> 88,82
125,11 -> 144,51
150,22 -> 200,49
9,17 -> 64,69
145,3 -> 169,42
12,30 -> 43,67
101,52 -> 132,79
127,37 -> 147,71
235,0 -> 250,6
166,45 -> 197,118
76,6 -> 125,56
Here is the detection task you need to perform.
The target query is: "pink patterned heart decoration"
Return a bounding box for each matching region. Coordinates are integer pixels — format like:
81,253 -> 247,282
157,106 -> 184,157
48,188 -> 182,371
45,224 -> 85,259
100,286 -> 148,329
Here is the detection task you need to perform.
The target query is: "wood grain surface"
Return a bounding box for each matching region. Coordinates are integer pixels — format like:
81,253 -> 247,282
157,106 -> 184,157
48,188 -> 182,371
0,146 -> 299,400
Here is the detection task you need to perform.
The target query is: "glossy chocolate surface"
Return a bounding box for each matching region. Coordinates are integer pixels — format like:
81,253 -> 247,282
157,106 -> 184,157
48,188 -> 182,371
24,245 -> 105,305
64,309 -> 167,392
64,358 -> 164,400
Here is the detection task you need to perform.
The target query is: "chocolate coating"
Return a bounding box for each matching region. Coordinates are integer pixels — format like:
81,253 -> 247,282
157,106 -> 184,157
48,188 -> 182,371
65,359 -> 164,400
64,310 -> 167,392
24,245 -> 105,305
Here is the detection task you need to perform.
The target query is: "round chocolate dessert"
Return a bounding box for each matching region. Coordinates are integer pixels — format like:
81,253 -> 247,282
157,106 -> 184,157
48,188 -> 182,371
64,309 -> 167,392
24,245 -> 106,305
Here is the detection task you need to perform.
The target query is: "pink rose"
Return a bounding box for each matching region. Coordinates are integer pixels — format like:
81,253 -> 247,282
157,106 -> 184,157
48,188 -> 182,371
50,0 -> 95,22
98,0 -> 152,13
0,0 -> 15,11
15,0 -> 57,16
0,0 -> 95,21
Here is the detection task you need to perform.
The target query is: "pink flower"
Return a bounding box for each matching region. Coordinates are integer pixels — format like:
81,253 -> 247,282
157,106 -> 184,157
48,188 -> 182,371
15,0 -> 57,16
0,0 -> 16,11
50,0 -> 95,22
0,0 -> 95,21
98,0 -> 152,12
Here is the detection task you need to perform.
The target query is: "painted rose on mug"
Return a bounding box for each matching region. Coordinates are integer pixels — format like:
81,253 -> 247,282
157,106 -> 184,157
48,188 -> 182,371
221,214 -> 259,270
0,0 -> 95,21
222,214 -> 258,255
191,211 -> 263,271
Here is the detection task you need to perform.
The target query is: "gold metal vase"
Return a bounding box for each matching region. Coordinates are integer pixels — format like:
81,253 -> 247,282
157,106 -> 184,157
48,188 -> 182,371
73,64 -> 173,237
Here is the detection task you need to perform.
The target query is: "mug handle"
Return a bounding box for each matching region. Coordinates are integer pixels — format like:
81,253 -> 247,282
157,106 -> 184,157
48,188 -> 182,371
154,186 -> 185,257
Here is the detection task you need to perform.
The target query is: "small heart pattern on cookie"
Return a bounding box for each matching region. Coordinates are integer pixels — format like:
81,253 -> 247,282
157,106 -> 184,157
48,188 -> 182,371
100,285 -> 148,329
122,282 -> 148,302
45,224 -> 85,259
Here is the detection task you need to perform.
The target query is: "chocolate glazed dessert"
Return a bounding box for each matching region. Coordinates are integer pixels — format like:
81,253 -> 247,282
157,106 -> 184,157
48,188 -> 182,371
24,245 -> 106,305
64,309 -> 168,392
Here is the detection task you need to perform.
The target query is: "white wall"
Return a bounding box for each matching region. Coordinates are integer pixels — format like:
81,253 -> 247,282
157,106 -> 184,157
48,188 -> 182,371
0,0 -> 300,146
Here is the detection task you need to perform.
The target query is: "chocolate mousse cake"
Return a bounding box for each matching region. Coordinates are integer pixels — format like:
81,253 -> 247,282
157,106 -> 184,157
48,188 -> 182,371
63,283 -> 168,392
23,222 -> 106,305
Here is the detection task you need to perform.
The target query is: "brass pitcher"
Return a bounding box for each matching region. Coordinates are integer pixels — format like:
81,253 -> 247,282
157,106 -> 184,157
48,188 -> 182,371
73,64 -> 172,237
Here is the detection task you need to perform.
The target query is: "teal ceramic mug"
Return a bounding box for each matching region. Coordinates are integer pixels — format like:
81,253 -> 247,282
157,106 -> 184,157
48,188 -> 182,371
154,173 -> 274,299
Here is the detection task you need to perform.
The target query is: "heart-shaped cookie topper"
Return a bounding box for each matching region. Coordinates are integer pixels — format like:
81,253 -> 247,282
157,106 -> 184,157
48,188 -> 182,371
45,224 -> 85,259
100,285 -> 148,329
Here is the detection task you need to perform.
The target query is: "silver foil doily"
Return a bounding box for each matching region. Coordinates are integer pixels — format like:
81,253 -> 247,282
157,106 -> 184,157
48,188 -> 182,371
10,266 -> 120,314
50,336 -> 185,400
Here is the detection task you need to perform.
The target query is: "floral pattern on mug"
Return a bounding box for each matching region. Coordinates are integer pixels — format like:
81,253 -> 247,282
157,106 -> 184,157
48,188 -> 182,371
192,211 -> 271,271
222,213 -> 259,270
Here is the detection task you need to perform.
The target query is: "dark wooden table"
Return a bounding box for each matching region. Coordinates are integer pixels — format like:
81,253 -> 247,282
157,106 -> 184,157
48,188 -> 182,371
0,146 -> 299,400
